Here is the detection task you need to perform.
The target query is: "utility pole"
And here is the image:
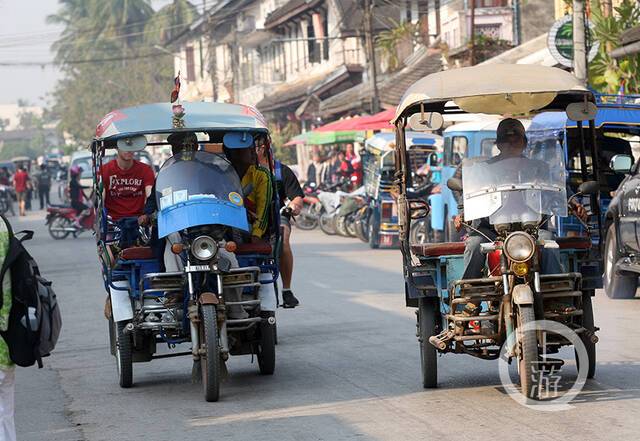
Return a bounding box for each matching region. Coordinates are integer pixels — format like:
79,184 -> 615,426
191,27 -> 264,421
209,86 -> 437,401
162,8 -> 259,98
418,0 -> 430,46
363,0 -> 380,113
469,0 -> 476,65
573,0 -> 588,86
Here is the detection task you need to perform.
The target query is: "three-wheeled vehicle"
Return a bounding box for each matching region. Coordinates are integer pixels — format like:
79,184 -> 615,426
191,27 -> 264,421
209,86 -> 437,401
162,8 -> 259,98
394,64 -> 602,399
361,131 -> 442,248
93,102 -> 280,402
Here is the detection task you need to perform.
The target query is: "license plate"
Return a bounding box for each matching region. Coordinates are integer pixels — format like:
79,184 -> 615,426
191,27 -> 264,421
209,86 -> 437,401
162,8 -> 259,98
381,235 -> 393,246
185,264 -> 210,272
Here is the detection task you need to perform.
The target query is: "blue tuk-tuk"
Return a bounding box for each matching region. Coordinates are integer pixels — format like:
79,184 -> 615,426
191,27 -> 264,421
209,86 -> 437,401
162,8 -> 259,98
362,131 -> 442,248
93,102 -> 280,402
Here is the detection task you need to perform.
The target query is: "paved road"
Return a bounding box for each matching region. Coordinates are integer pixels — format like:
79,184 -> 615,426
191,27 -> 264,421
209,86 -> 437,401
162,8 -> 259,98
11,208 -> 640,441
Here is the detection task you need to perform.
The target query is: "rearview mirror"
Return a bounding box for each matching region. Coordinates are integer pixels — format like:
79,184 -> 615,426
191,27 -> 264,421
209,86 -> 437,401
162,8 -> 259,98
116,135 -> 147,152
578,180 -> 599,195
409,199 -> 429,219
447,178 -> 462,192
610,154 -> 633,173
408,112 -> 444,132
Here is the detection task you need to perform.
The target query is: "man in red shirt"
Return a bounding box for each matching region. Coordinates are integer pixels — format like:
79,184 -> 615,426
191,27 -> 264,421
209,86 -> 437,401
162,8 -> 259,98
100,149 -> 154,221
13,166 -> 29,216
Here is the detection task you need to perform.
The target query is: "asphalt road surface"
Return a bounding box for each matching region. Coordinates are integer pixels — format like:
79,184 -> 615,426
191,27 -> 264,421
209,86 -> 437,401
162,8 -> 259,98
11,206 -> 640,441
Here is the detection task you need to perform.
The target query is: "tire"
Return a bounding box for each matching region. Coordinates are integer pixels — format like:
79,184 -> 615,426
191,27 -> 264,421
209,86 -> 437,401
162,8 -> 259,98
296,204 -> 318,230
115,321 -> 133,388
319,211 -> 336,235
604,224 -> 637,299
577,292 -> 597,379
410,219 -> 429,245
418,297 -> 438,388
368,219 -> 380,249
200,304 -> 221,402
335,215 -> 349,237
108,316 -> 116,356
48,215 -> 71,240
257,316 -> 276,375
516,305 -> 538,399
355,210 -> 369,243
345,215 -> 357,237
0,198 -> 8,215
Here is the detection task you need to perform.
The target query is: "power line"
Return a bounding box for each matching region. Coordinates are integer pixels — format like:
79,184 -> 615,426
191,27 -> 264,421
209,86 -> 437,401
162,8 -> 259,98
0,51 -> 172,67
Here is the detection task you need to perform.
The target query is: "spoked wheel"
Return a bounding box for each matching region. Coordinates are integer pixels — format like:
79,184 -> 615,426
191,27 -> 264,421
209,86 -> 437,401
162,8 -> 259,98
115,320 -> 133,388
345,216 -> 357,237
418,297 -> 438,388
257,314 -> 276,375
200,304 -> 221,402
296,205 -> 318,230
319,211 -> 336,235
604,224 -> 637,299
335,216 -> 349,237
48,216 -> 71,240
516,305 -> 538,399
576,292 -> 597,379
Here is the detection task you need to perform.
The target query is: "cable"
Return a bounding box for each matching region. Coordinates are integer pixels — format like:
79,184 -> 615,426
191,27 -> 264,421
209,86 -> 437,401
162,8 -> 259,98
0,51 -> 172,67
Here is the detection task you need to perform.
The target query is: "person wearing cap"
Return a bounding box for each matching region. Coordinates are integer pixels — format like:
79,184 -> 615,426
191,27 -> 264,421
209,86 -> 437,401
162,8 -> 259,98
100,147 -> 154,221
452,118 -> 586,312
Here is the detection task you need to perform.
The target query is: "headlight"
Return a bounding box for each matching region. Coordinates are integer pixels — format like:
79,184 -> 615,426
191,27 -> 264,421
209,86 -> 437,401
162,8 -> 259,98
503,232 -> 535,263
191,235 -> 218,261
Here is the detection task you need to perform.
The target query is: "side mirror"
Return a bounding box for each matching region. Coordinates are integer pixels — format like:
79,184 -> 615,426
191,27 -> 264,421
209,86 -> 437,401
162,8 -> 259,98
566,101 -> 598,121
429,152 -> 438,166
408,112 -> 444,132
447,177 -> 462,192
610,154 -> 633,174
578,180 -> 599,195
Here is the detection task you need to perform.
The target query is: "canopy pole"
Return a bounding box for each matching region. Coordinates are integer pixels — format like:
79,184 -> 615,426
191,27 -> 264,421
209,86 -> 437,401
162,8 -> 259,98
576,120 -> 588,182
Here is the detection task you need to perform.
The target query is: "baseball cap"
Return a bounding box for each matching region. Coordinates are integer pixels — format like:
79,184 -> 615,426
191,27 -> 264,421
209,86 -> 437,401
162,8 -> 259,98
496,118 -> 526,143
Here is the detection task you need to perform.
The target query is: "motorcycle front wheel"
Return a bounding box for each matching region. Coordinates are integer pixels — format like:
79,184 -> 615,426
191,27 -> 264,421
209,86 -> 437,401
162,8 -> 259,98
516,305 -> 538,400
200,304 -> 221,402
296,205 -> 318,230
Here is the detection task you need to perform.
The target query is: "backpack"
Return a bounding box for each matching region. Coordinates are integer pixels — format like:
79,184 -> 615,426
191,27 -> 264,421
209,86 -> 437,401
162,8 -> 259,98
0,214 -> 61,368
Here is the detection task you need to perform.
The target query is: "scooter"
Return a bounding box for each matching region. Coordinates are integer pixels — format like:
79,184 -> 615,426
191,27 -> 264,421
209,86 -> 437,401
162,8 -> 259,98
317,184 -> 365,236
46,205 -> 95,240
296,183 -> 320,230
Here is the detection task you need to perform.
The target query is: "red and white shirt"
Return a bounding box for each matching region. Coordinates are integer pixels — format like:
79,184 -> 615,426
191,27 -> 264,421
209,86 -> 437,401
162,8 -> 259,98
100,159 -> 154,220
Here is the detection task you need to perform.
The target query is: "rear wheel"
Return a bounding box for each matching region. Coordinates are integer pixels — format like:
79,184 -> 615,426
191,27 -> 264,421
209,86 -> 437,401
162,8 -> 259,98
604,224 -> 637,299
200,304 -> 221,402
115,320 -> 133,388
418,297 -> 438,388
257,314 -> 276,375
577,292 -> 597,379
516,306 -> 538,399
48,215 -> 71,240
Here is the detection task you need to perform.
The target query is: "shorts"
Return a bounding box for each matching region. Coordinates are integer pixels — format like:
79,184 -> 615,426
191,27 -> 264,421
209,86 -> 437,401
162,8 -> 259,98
15,192 -> 25,203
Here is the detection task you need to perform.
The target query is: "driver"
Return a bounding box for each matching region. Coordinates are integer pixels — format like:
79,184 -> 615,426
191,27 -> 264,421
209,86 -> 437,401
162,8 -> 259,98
452,118 -> 586,314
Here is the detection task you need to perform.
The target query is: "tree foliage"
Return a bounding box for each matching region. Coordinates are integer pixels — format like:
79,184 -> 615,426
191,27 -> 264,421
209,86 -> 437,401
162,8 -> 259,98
589,0 -> 640,93
48,0 -> 198,145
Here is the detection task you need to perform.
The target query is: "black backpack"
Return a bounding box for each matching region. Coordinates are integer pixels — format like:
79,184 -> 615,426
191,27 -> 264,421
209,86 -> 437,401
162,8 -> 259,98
0,214 -> 61,368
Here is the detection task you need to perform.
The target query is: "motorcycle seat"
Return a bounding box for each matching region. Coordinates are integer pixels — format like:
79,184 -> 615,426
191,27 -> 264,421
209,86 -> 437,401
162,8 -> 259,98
411,242 -> 465,257
555,237 -> 591,250
235,241 -> 273,256
120,246 -> 154,260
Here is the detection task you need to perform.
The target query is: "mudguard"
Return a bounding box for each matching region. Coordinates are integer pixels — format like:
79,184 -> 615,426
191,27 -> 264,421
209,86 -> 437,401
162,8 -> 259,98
110,280 -> 134,322
512,284 -> 534,305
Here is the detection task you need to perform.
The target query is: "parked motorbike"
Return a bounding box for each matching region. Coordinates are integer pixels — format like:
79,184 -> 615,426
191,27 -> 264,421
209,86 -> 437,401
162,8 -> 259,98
296,183 -> 320,230
335,193 -> 367,237
0,185 -> 14,215
46,205 -> 95,239
317,182 -> 364,236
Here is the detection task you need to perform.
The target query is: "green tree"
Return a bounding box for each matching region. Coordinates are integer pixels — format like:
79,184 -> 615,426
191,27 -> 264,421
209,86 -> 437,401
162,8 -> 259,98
589,0 -> 640,93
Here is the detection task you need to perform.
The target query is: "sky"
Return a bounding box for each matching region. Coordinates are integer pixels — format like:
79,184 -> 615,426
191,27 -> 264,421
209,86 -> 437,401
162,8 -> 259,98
0,0 -> 175,107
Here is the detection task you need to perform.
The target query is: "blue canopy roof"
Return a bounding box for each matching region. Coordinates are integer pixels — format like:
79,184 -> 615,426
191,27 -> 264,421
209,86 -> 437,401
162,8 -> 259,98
94,102 -> 269,141
566,106 -> 640,129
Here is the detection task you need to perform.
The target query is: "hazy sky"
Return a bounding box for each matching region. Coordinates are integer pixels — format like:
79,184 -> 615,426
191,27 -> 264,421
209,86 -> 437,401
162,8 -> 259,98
0,0 -> 174,107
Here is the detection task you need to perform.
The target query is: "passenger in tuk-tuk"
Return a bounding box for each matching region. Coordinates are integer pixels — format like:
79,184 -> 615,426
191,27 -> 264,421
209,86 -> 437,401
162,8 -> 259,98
222,132 -> 273,241
255,134 -> 303,308
452,119 -> 586,314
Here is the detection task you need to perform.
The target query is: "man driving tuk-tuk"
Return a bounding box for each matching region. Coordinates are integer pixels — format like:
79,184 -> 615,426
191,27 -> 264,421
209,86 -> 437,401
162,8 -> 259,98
393,64 -> 601,401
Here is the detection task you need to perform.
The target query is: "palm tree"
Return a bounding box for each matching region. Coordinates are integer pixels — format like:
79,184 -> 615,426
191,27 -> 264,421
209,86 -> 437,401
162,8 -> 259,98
144,0 -> 199,46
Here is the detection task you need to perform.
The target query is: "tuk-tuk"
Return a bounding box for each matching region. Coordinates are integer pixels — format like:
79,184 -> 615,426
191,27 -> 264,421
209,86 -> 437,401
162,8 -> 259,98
393,64 -> 601,400
362,131 -> 442,248
93,102 -> 280,402
11,156 -> 32,172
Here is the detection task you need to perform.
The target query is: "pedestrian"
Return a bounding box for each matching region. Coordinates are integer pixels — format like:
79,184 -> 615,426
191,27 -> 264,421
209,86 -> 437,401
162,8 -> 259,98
306,153 -> 322,186
0,217 -> 15,441
37,164 -> 52,210
13,166 -> 28,217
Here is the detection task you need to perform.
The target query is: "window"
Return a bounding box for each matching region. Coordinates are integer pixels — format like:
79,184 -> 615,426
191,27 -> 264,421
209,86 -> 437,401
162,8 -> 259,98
307,23 -> 320,63
451,136 -> 468,165
480,138 -> 498,157
185,46 -> 196,81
